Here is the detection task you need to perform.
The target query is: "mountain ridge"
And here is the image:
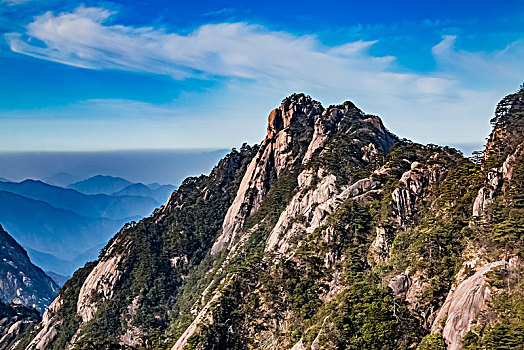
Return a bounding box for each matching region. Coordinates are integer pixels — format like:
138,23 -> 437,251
67,175 -> 134,195
112,183 -> 176,203
0,190 -> 124,274
0,179 -> 160,220
0,178 -> 172,275
16,89 -> 524,350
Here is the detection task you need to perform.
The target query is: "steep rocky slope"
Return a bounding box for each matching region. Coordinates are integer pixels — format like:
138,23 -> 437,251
18,89 -> 524,349
19,145 -> 256,349
0,225 -> 58,314
0,301 -> 40,350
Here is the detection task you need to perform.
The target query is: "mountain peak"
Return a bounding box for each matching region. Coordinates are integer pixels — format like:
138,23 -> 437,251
491,88 -> 524,129
484,89 -> 524,162
280,92 -> 318,105
16,89 -> 524,350
68,175 -> 133,195
267,93 -> 322,138
213,95 -> 396,254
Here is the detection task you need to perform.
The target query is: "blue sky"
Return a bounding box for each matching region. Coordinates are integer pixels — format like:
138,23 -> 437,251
1,0 -> 523,152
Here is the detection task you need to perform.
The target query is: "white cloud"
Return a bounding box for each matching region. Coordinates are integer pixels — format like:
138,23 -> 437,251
431,35 -> 524,88
6,7 -> 450,95
3,6 -> 523,150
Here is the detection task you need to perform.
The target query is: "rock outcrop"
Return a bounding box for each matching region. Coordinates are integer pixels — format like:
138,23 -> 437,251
473,89 -> 524,217
391,161 -> 446,227
17,89 -> 524,350
213,95 -> 396,255
473,143 -> 524,217
212,94 -> 322,254
25,295 -> 63,349
431,261 -> 504,350
265,174 -> 382,255
76,247 -> 125,323
388,272 -> 411,296
0,301 -> 40,350
0,225 -> 58,314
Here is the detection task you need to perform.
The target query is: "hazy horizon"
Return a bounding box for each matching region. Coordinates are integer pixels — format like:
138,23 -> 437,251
0,140 -> 484,186
0,149 -> 229,185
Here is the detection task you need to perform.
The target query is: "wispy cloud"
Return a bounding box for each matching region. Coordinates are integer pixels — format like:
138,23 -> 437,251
3,6 -> 523,151
1,0 -> 36,5
432,35 -> 524,88
5,7 -> 450,95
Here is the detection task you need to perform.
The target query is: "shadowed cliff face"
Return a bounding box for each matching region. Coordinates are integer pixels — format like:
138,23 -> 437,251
0,226 -> 57,349
0,225 -> 58,314
0,301 -> 40,349
18,90 -> 524,350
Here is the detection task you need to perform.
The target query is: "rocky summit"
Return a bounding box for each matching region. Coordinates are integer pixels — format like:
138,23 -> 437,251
12,89 -> 524,349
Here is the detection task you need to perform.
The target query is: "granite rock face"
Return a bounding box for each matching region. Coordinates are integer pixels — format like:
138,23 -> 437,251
432,261 -> 504,350
391,161 -> 447,228
215,95 -> 396,255
17,90 -> 524,350
25,295 -> 63,350
213,94 -> 322,254
0,225 -> 58,314
473,143 -> 524,217
0,302 -> 40,350
389,273 -> 411,296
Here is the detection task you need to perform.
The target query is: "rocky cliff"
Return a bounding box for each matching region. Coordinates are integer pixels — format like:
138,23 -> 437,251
16,88 -> 524,350
0,225 -> 58,314
0,301 -> 40,350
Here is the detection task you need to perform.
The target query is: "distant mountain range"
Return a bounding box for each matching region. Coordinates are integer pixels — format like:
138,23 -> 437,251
0,175 -> 176,276
67,175 -> 135,195
42,172 -> 83,187
0,190 -> 122,266
112,182 -> 175,203
0,179 -> 160,220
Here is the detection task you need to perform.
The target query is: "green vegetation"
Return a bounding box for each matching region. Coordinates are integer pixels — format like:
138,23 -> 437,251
21,90 -> 524,350
417,333 -> 447,350
43,261 -> 97,350
327,282 -> 418,349
33,147 -> 256,349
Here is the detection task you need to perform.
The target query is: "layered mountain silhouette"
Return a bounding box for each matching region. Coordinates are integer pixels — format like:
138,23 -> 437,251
0,180 -> 159,220
112,183 -> 176,203
0,176 -> 175,276
42,172 -> 83,187
67,175 -> 136,195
